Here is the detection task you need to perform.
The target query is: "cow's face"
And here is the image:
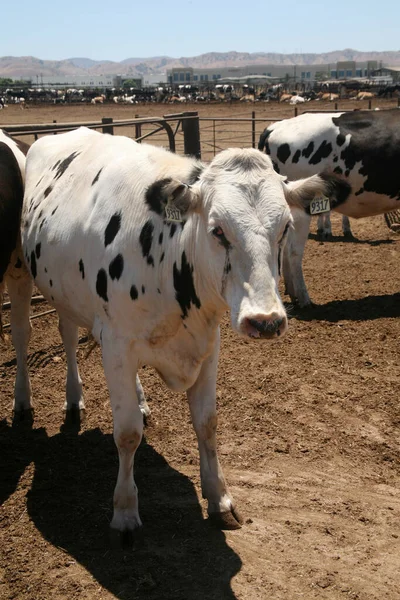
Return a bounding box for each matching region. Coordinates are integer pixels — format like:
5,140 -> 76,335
198,149 -> 292,339
158,149 -> 350,341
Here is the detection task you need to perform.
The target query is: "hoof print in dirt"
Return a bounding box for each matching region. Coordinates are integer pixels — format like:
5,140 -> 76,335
208,508 -> 243,530
110,525 -> 145,550
12,408 -> 34,428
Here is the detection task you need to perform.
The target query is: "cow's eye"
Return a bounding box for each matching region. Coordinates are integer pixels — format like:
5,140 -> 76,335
212,227 -> 230,248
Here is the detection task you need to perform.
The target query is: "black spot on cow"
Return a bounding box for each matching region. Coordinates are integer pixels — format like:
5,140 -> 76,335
30,251 -> 37,278
292,149 -> 301,164
44,186 -> 52,198
355,187 -> 364,196
277,143 -> 291,164
51,206 -> 58,216
96,269 -> 108,302
258,128 -> 272,154
104,213 -> 122,247
333,156 -> 338,163
92,168 -> 103,186
44,267 -> 47,273
39,218 -> 46,232
173,251 -> 201,319
49,280 -> 53,287
157,288 -> 161,294
79,259 -> 85,279
334,166 -> 343,175
309,140 -> 333,165
35,175 -> 44,188
54,152 -> 80,180
302,142 -> 314,158
14,257 -> 22,269
345,169 -> 350,177
336,133 -> 346,146
169,223 -> 177,238
139,220 -> 154,260
130,285 -> 138,300
160,252 -> 165,264
145,178 -> 172,215
333,110 -> 400,200
38,210 -> 43,220
52,160 -> 61,172
147,256 -> 154,267
109,254 -> 124,280
158,232 -> 163,245
141,285 -> 145,294
35,243 -> 41,260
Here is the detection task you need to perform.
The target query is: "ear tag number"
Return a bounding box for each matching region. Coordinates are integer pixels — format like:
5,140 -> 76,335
165,201 -> 182,223
310,196 -> 330,215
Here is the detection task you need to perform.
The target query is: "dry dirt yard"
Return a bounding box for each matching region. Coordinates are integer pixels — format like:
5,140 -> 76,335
0,102 -> 400,600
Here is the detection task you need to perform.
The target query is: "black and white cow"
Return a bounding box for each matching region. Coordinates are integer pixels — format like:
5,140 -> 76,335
21,127 -> 348,538
0,131 -> 33,413
259,109 -> 400,306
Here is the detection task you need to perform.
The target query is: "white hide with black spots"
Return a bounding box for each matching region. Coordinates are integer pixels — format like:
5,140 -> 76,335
259,109 -> 400,306
21,127 -> 349,537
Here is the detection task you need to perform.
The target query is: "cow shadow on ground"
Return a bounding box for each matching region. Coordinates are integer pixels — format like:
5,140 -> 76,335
308,232 -> 395,246
288,293 -> 400,322
1,422 -> 241,600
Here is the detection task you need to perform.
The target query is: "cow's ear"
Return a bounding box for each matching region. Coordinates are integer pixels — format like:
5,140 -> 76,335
282,173 -> 351,211
146,178 -> 200,217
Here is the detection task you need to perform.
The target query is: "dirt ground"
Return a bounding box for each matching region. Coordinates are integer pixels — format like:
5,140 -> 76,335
1,102 -> 400,600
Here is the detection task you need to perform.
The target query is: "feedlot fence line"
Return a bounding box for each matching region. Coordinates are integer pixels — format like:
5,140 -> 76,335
4,105 -> 380,166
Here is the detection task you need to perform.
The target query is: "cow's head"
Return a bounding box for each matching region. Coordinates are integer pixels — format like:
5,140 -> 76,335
154,149 -> 350,340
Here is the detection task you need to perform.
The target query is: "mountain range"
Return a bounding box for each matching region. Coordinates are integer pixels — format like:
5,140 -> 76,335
1,49 -> 400,79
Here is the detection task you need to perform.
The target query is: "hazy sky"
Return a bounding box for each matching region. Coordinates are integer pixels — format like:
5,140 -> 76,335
2,0 -> 399,61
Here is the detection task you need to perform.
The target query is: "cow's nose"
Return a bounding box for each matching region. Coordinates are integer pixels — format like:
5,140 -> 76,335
241,313 -> 287,339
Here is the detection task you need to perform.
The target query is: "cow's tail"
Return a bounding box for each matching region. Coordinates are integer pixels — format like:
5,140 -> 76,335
258,127 -> 272,153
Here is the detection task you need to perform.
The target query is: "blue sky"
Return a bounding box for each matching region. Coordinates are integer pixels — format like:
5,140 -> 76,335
2,0 -> 400,61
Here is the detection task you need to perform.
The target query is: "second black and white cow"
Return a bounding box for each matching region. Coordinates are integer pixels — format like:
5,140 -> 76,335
21,128 -> 348,537
0,131 -> 32,414
259,109 -> 400,306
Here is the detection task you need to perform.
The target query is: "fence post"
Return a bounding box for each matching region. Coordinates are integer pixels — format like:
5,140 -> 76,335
102,117 -> 114,135
294,107 -> 298,117
335,102 -> 338,110
368,100 -> 372,110
53,120 -> 57,135
398,97 -> 400,108
135,114 -> 142,141
252,111 -> 256,148
182,111 -> 201,158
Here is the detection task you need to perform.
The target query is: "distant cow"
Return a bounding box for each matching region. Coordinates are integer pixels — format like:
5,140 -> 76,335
91,95 -> 105,104
0,131 -> 32,412
20,128 -> 347,537
259,109 -> 400,306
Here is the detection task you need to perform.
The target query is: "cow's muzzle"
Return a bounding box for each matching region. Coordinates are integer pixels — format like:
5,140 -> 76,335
241,313 -> 287,340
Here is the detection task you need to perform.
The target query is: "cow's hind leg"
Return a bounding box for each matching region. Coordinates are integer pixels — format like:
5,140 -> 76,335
342,215 -> 352,237
187,328 -> 242,529
58,313 -> 85,421
101,328 -> 143,542
7,269 -> 33,421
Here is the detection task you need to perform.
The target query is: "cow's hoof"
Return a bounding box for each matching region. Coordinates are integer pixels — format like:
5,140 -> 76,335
12,408 -> 34,427
110,525 -> 144,549
208,507 -> 243,530
343,231 -> 354,239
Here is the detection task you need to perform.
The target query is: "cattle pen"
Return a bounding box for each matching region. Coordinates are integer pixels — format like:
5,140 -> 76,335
1,99 -> 400,600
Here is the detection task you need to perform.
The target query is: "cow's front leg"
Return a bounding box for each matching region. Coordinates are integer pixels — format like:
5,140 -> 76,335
283,207 -> 312,307
7,269 -> 33,420
342,215 -> 352,237
187,328 -> 242,529
101,329 -> 143,540
58,314 -> 85,419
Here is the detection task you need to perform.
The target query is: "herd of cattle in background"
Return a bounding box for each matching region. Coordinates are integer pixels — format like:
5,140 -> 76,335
0,105 -> 399,540
1,81 -> 400,107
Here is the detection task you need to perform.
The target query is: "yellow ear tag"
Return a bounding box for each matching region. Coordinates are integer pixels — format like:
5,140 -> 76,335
310,196 -> 330,215
165,199 -> 183,223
